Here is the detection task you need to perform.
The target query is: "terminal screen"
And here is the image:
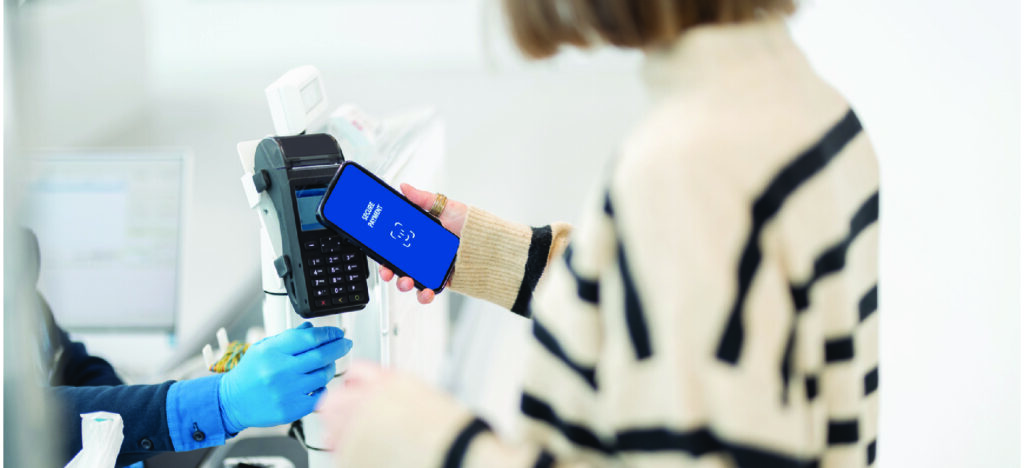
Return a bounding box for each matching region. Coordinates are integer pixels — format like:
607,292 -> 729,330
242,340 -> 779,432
295,188 -> 327,231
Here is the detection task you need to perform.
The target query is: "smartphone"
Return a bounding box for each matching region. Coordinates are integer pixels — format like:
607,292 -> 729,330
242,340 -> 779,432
316,161 -> 459,292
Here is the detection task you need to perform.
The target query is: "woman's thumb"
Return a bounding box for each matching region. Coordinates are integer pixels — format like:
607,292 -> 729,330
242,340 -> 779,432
400,183 -> 434,210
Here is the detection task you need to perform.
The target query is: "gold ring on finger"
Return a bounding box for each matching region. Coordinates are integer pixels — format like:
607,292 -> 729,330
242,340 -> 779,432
429,193 -> 448,217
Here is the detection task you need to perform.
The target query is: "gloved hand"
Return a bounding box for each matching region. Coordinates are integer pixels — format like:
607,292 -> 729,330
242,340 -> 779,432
218,322 -> 352,434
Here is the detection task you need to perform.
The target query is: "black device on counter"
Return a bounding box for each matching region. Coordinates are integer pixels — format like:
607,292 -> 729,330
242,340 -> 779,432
252,134 -> 370,318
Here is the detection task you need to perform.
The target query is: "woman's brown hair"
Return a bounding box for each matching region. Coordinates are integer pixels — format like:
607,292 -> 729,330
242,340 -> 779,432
503,0 -> 796,59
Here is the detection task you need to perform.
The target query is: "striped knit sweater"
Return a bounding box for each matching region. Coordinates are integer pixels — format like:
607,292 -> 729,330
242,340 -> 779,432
335,18 -> 879,468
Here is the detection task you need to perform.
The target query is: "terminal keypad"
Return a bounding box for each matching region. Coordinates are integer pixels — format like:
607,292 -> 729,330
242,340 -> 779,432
301,232 -> 369,310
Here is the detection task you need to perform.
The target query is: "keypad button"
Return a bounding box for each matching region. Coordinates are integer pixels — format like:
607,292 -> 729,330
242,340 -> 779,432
321,245 -> 339,253
345,284 -> 359,293
308,257 -> 323,267
332,296 -> 348,306
347,274 -> 361,283
311,268 -> 326,277
343,253 -> 358,262
348,293 -> 364,303
330,276 -> 345,285
313,298 -> 330,308
314,289 -> 329,298
344,263 -> 360,272
304,240 -> 319,251
329,266 -> 344,275
331,286 -> 346,296
312,279 -> 327,288
326,255 -> 342,264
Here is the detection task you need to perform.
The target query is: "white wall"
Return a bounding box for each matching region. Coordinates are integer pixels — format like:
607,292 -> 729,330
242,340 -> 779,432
790,1 -> 1020,465
12,0 -> 147,148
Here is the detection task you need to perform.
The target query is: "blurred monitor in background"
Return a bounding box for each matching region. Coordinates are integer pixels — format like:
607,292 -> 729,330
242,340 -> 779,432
23,150 -> 187,331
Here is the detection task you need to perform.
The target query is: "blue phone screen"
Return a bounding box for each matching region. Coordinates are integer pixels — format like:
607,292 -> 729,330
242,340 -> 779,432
320,164 -> 459,290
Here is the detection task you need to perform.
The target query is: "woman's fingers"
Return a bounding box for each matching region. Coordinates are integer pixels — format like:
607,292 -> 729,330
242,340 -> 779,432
397,277 -> 415,292
380,266 -> 437,303
383,183 -> 458,302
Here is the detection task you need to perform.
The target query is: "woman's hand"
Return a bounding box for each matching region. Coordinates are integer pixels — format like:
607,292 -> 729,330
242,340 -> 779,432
316,361 -> 394,450
379,183 -> 467,304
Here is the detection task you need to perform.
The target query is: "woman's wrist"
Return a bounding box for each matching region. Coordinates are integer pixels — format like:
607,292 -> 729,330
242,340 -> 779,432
449,206 -> 536,309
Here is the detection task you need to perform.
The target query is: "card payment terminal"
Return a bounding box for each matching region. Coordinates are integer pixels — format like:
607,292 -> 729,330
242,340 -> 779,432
251,134 -> 370,318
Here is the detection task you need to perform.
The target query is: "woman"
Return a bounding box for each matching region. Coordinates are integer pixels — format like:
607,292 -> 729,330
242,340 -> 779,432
320,0 -> 880,466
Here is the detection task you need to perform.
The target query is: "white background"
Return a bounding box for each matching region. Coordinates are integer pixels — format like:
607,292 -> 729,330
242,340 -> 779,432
7,0 -> 1020,465
790,2 -> 1021,465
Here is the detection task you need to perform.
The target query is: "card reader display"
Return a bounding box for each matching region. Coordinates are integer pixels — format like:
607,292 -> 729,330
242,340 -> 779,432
252,134 -> 370,318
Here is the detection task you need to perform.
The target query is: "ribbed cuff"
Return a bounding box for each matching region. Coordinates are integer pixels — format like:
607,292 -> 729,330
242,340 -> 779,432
449,206 -> 534,310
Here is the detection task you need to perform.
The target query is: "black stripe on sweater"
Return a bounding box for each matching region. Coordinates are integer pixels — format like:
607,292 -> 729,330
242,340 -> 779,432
867,440 -> 877,465
859,284 -> 878,322
511,226 -> 554,316
864,366 -> 879,396
603,193 -> 653,360
615,428 -> 720,457
780,324 -> 797,404
523,392 -> 822,467
564,245 -> 600,304
827,420 -> 859,445
717,109 -> 863,364
442,417 -> 492,468
521,393 -> 611,454
618,238 -> 652,360
532,319 -> 598,389
615,428 -> 821,468
824,336 -> 855,363
790,191 -> 879,311
533,450 -> 555,468
805,375 -> 819,401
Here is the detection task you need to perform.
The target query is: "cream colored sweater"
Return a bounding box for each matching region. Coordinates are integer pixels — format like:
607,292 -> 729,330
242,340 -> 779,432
336,18 -> 879,468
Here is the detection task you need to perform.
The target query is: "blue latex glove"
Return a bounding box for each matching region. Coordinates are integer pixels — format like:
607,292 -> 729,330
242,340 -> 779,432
218,322 -> 352,434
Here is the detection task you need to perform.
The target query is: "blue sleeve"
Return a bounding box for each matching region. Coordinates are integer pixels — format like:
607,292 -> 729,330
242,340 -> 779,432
52,376 -> 231,468
165,375 -> 230,452
52,382 -> 175,468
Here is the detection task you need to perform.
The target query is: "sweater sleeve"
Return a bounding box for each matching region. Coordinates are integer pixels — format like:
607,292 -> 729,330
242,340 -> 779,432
332,373 -> 589,468
448,206 -> 572,315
